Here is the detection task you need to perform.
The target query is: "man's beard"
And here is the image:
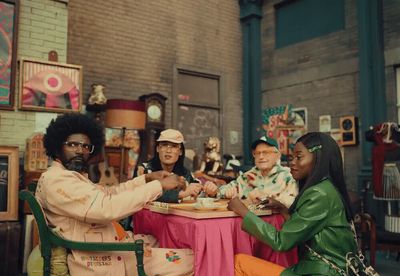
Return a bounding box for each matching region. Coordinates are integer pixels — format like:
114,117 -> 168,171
60,155 -> 89,173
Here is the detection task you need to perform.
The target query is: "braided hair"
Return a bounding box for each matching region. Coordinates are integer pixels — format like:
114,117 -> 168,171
289,132 -> 353,221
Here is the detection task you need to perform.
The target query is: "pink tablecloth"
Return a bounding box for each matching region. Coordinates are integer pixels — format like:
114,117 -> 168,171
133,209 -> 298,276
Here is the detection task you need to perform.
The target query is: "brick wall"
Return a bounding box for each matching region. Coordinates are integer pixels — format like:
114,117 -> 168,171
383,0 -> 400,122
67,0 -> 243,155
259,1 -> 400,190
261,0 -> 360,190
3,0 -> 400,175
0,0 -> 68,154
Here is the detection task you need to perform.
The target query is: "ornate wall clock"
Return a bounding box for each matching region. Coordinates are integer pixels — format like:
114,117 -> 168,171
139,93 -> 167,161
147,99 -> 163,123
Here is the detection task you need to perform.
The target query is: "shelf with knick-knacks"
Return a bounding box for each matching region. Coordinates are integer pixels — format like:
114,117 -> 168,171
99,127 -> 142,183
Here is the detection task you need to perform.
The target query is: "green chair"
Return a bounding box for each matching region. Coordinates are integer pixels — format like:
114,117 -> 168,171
20,189 -> 146,276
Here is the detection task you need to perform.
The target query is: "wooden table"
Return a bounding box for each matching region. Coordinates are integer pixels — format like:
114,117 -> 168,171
147,199 -> 272,219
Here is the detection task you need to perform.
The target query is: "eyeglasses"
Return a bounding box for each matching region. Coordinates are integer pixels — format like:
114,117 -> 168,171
63,141 -> 95,154
158,143 -> 181,152
253,149 -> 279,158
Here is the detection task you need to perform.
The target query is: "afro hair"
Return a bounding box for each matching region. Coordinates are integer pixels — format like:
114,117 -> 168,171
43,113 -> 105,159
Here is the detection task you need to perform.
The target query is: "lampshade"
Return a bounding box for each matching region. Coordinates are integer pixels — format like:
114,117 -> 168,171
105,99 -> 146,129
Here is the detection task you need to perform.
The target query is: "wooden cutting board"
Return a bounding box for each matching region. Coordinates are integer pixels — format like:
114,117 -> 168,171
147,200 -> 272,219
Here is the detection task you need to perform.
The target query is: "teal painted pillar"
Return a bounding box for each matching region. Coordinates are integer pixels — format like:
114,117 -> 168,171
239,0 -> 263,165
357,0 -> 386,212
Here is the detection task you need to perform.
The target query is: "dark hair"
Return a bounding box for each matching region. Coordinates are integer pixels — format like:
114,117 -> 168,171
289,132 -> 353,221
148,142 -> 189,175
43,113 -> 104,159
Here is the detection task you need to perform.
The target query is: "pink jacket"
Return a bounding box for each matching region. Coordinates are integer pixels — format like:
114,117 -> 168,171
36,161 -> 162,275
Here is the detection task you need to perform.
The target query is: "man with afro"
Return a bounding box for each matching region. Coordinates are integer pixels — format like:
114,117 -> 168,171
36,113 -> 194,276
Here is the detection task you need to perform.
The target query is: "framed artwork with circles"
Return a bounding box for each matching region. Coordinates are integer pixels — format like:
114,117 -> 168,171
19,58 -> 83,113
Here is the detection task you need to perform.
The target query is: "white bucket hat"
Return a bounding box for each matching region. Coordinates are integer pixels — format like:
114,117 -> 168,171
157,129 -> 185,144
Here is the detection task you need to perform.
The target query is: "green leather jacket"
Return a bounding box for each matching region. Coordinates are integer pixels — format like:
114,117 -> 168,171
242,179 -> 357,275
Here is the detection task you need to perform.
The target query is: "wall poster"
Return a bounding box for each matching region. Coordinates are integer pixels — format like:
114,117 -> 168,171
19,58 -> 83,113
0,0 -> 19,110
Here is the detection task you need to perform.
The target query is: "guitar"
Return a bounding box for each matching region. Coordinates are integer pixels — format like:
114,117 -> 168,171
98,149 -> 118,186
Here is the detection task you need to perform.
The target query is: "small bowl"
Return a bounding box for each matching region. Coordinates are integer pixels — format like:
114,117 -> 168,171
196,197 -> 215,207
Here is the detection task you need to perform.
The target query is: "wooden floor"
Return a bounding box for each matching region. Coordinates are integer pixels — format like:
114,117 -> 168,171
374,251 -> 400,276
18,250 -> 399,276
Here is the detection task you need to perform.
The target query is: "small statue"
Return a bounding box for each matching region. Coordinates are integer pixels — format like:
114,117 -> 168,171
199,136 -> 223,175
86,84 -> 108,123
88,84 -> 107,105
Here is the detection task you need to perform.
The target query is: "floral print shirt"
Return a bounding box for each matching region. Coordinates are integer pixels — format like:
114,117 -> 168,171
218,164 -> 298,208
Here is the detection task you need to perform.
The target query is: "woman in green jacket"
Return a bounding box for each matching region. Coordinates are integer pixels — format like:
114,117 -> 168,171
228,132 -> 357,275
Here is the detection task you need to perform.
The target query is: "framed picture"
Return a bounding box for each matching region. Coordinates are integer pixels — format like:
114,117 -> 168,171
0,0 -> 19,110
0,146 -> 19,221
319,115 -> 332,132
19,58 -> 83,113
292,107 -> 308,129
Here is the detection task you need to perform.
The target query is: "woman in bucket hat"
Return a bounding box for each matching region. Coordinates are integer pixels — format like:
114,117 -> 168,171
137,129 -> 217,202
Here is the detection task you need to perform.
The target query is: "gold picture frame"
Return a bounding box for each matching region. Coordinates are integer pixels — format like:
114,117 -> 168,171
19,58 -> 83,113
0,146 -> 19,221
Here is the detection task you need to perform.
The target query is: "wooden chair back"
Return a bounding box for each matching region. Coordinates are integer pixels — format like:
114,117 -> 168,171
19,189 -> 146,276
355,212 -> 400,267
